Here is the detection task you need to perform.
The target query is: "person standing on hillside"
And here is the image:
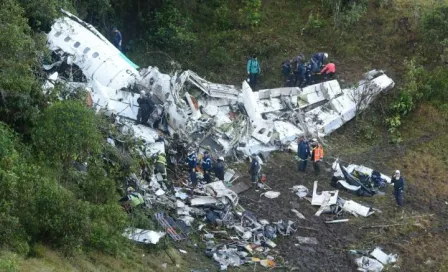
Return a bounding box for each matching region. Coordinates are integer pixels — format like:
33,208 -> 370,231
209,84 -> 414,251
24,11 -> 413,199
214,157 -> 225,181
247,55 -> 261,89
391,170 -> 404,207
297,136 -> 310,172
112,27 -> 122,51
249,153 -> 261,184
201,151 -> 212,183
310,139 -> 324,174
281,60 -> 292,87
186,148 -> 198,187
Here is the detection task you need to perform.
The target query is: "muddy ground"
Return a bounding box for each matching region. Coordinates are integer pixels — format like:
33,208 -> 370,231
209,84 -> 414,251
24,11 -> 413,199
229,120 -> 448,272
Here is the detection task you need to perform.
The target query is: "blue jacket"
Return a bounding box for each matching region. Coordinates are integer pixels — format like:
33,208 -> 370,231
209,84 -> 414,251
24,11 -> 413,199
282,62 -> 291,76
247,58 -> 261,74
391,176 -> 404,191
187,153 -> 197,169
298,140 -> 310,159
250,159 -> 260,175
311,52 -> 326,64
113,31 -> 122,48
202,156 -> 212,171
214,161 -> 225,180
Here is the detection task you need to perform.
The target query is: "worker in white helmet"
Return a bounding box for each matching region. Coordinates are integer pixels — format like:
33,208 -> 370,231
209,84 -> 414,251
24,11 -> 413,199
214,156 -> 225,181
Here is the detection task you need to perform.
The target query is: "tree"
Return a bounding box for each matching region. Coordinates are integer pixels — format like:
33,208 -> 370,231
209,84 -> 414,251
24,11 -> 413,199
32,101 -> 102,169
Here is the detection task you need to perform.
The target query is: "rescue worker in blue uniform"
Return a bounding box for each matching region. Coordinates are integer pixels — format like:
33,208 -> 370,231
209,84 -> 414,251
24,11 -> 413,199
391,170 -> 404,207
186,149 -> 198,187
201,151 -> 212,183
249,153 -> 261,183
297,136 -> 310,172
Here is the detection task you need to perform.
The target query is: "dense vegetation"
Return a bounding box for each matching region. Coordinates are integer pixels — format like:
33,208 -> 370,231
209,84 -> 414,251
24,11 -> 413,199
1,0 -> 447,270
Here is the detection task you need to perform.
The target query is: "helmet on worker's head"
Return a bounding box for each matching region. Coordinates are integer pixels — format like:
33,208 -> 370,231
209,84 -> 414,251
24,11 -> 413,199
218,156 -> 224,162
395,170 -> 400,176
127,187 -> 135,193
140,90 -> 146,95
324,53 -> 328,59
312,138 -> 318,143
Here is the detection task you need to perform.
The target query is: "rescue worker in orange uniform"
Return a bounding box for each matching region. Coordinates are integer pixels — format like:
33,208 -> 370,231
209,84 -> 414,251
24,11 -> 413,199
310,138 -> 324,174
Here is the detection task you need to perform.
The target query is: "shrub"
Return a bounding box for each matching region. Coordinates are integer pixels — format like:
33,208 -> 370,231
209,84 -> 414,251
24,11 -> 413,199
32,101 -> 102,169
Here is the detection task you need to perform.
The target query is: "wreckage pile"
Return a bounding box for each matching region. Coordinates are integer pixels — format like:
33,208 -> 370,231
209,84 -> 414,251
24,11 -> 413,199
44,9 -> 395,161
123,170 -> 296,270
42,9 -> 400,271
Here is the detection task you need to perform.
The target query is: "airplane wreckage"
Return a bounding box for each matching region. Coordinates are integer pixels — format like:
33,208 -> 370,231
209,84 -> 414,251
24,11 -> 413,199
44,10 -> 395,159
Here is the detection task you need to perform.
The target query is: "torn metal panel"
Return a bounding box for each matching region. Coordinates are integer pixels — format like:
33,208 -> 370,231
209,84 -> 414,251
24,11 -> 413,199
183,70 -> 240,100
47,10 -> 140,90
355,256 -> 384,272
311,181 -> 338,206
342,200 -> 374,217
204,181 -> 239,206
370,248 -> 398,265
251,120 -> 274,144
242,81 -> 262,121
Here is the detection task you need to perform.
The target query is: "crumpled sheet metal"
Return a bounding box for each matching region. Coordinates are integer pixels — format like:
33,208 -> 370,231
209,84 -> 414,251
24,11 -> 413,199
47,10 -> 140,90
311,181 -> 338,206
356,256 -> 384,272
123,228 -> 165,244
47,12 -> 395,159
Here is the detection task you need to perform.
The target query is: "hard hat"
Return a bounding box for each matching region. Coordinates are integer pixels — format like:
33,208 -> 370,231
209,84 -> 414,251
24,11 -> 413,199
218,156 -> 224,161
395,170 -> 400,175
127,187 -> 135,192
324,53 -> 328,59
312,138 -> 318,142
140,90 -> 145,95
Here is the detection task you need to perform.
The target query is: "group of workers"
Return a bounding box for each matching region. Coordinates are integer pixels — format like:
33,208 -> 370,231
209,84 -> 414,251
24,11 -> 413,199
297,136 -> 324,174
186,149 -> 225,186
297,135 -> 405,207
246,52 -> 336,90
282,52 -> 336,88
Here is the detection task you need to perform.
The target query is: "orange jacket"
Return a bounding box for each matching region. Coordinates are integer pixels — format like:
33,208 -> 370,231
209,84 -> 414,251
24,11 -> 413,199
312,145 -> 324,162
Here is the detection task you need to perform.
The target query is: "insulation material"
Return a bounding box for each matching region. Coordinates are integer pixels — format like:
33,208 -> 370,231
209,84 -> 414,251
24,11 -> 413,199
123,228 -> 165,244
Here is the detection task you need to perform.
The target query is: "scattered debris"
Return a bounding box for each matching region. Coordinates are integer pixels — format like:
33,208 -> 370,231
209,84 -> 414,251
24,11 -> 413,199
291,209 -> 306,219
356,256 -> 384,272
332,159 -> 390,196
351,247 -> 398,271
342,200 -> 374,217
291,185 -> 309,198
261,191 -> 281,199
44,10 -> 399,271
296,236 -> 318,245
325,219 -> 349,224
123,228 -> 165,244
